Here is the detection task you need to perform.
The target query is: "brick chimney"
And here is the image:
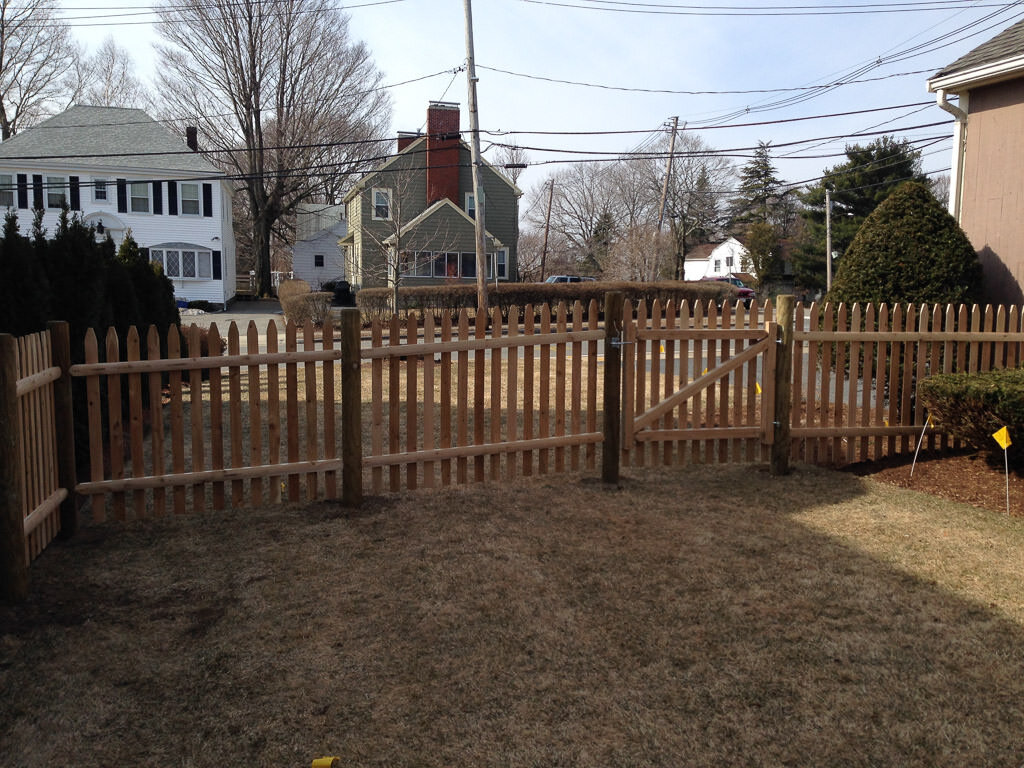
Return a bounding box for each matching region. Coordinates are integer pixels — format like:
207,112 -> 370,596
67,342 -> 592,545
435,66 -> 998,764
185,126 -> 198,152
426,102 -> 460,205
397,131 -> 420,153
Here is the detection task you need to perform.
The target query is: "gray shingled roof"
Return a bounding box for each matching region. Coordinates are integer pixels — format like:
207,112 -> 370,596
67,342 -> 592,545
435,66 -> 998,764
0,105 -> 224,175
932,17 -> 1024,79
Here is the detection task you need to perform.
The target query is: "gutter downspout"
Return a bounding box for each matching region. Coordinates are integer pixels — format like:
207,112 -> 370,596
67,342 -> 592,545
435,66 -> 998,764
935,88 -> 967,221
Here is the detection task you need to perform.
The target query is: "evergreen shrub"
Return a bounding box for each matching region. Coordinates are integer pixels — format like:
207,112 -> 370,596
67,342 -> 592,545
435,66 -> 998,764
918,368 -> 1024,469
828,181 -> 982,306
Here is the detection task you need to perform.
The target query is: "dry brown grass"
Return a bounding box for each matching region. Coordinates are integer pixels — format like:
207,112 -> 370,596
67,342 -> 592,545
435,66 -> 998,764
4,463 -> 1024,767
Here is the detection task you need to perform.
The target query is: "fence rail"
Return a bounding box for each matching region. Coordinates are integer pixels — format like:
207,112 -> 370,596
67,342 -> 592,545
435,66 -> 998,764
6,297 -> 1024,600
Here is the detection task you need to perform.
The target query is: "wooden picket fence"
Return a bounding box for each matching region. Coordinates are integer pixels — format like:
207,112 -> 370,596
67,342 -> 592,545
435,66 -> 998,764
364,302 -> 604,493
6,296 -> 1024,601
71,319 -> 355,522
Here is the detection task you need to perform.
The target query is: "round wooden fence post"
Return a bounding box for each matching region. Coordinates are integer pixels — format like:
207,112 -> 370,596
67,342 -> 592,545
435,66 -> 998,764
340,308 -> 363,507
603,292 -> 624,485
0,333 -> 29,602
771,295 -> 795,476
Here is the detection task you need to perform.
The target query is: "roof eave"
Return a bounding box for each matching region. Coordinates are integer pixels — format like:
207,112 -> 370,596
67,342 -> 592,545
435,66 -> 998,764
927,54 -> 1024,93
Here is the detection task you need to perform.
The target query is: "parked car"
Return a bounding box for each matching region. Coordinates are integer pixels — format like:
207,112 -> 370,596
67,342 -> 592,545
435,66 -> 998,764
544,275 -> 596,283
701,276 -> 756,308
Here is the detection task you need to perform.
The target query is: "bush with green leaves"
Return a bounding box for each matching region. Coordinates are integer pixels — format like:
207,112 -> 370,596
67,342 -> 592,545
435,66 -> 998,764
918,368 -> 1024,469
827,181 -> 982,306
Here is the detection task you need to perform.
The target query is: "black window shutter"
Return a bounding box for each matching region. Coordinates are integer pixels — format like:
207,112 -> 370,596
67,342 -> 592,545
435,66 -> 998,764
212,250 -> 222,280
69,176 -> 80,210
202,183 -> 213,217
168,181 -> 178,216
16,174 -> 27,209
116,179 -> 127,213
32,175 -> 43,209
152,181 -> 162,214
139,247 -> 149,262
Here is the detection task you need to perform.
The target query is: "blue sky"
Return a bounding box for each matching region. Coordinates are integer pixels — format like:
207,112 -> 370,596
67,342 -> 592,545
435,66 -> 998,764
63,0 -> 1024,199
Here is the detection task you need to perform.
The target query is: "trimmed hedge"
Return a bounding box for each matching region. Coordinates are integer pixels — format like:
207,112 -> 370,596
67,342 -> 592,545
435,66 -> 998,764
282,291 -> 333,327
356,280 -> 739,324
918,368 -> 1024,469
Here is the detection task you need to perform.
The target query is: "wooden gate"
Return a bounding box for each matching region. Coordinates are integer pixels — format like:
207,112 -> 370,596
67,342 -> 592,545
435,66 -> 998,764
621,300 -> 778,466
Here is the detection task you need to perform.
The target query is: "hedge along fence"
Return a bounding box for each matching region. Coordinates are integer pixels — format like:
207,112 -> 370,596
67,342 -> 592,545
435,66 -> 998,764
355,280 -> 738,324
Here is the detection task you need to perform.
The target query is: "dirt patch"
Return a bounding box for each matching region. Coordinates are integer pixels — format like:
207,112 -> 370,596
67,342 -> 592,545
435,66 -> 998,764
845,448 -> 1024,516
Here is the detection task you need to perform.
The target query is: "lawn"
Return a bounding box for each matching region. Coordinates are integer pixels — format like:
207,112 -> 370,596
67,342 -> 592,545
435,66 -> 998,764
2,463 -> 1024,767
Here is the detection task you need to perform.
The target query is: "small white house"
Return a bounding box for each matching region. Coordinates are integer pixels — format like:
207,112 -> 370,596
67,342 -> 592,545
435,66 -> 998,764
291,203 -> 346,289
683,238 -> 749,281
0,105 -> 236,308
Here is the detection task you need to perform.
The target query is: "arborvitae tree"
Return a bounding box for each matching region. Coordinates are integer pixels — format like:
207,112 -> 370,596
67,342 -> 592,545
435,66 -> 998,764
794,136 -> 929,292
0,209 -> 50,335
117,230 -> 180,343
827,181 -> 982,306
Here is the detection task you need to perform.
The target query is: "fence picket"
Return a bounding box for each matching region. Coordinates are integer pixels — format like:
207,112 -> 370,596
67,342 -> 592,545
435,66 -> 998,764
266,320 -> 282,503
168,327 -> 186,515
304,322 -> 319,499
440,313 -> 453,486
507,306 -> 520,481
522,306 -> 535,477
370,318 -> 383,493
457,310 -> 469,483
105,327 -> 125,521
208,324 -> 225,510
422,313 -> 435,489
127,327 -> 145,519
285,321 -> 300,501
406,314 -> 418,490
147,326 -> 166,517
490,306 -> 502,480
247,322 -> 264,504
586,299 -> 599,470
539,306 -> 550,475
228,323 -> 244,507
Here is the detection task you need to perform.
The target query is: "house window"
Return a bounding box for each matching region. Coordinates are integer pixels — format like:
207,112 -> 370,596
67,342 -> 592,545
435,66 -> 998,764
713,259 -> 721,273
93,179 -> 108,202
372,188 -> 391,220
725,256 -> 733,268
461,252 -> 476,279
130,182 -> 150,213
314,253 -> 324,268
465,190 -> 484,219
0,174 -> 13,208
415,251 -> 432,277
46,176 -> 66,208
180,183 -> 200,216
164,250 -> 181,277
495,249 -> 507,280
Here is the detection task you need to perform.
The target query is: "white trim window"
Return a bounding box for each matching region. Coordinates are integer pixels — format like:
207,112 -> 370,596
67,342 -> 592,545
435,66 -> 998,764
152,246 -> 213,280
465,188 -> 485,219
93,178 -> 108,203
180,182 -> 200,216
0,174 -> 13,208
371,188 -> 391,220
46,176 -> 67,209
130,182 -> 150,213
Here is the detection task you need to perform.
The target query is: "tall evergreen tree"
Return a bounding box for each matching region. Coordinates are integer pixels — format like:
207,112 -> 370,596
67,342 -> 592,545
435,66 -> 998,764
793,136 -> 928,292
729,141 -> 786,234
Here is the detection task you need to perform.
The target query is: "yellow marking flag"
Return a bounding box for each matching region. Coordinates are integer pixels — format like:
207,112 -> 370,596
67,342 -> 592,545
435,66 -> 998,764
755,381 -> 762,394
993,426 -> 1012,450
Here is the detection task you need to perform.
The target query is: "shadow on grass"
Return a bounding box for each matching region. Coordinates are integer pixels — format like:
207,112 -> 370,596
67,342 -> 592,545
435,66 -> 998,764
1,463 -> 1023,767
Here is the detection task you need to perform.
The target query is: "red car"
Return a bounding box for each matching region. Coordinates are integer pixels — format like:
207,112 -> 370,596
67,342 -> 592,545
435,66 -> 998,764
701,277 -> 755,308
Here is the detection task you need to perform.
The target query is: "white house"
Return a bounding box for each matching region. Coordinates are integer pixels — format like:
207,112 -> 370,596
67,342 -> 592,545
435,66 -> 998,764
291,203 -> 346,289
0,105 -> 236,308
683,238 -> 749,281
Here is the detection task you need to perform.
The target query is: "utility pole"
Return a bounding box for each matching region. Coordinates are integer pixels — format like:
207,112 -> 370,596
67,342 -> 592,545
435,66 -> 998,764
656,116 -> 679,232
463,0 -> 488,316
825,186 -> 833,292
540,179 -> 554,281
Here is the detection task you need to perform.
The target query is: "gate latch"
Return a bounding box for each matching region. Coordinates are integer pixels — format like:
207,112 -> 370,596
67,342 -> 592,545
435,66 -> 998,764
609,337 -> 634,348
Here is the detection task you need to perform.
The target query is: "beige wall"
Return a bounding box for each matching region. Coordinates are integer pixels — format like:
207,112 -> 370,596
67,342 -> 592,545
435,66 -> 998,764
961,79 -> 1024,304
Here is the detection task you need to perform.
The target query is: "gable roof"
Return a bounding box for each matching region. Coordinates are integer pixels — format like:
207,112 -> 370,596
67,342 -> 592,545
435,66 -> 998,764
382,198 -> 503,247
344,136 -> 523,204
928,17 -> 1024,91
0,105 -> 224,175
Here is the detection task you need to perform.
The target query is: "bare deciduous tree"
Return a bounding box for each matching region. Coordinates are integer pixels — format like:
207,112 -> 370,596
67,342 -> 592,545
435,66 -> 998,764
79,37 -> 154,110
0,0 -> 82,139
153,0 -> 391,297
492,143 -> 528,186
